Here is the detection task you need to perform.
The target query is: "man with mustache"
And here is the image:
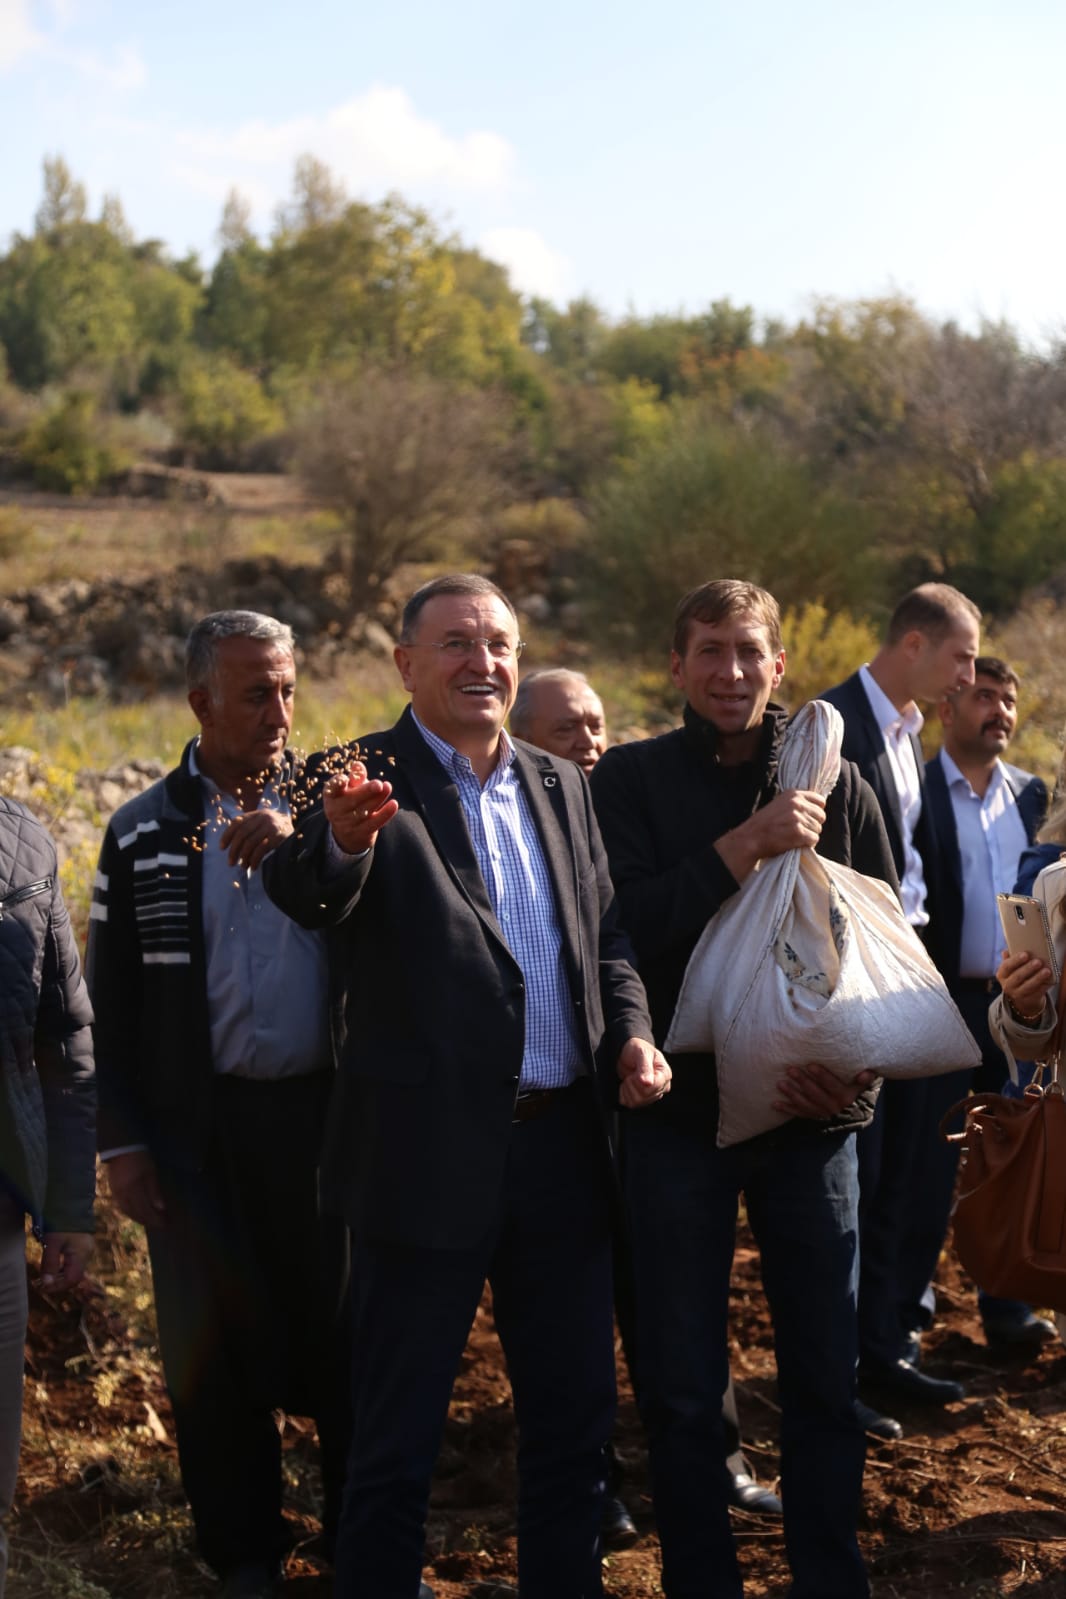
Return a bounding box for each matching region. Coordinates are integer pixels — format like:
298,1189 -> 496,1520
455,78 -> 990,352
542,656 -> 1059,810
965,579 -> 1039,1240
918,656 -> 1053,1348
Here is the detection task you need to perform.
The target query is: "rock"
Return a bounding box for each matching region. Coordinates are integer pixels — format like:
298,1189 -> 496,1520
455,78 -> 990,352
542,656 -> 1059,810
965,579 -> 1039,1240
0,600 -> 22,641
520,593 -> 551,624
68,655 -> 111,697
25,588 -> 67,625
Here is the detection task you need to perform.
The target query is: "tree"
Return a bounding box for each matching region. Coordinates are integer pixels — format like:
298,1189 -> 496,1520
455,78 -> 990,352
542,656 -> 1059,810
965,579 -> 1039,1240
274,153 -> 347,235
35,155 -> 87,237
217,189 -> 255,252
293,364 -> 516,615
585,402 -> 883,653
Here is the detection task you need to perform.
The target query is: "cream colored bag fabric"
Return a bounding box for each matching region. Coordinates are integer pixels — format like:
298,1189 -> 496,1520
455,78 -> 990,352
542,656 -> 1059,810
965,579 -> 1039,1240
665,699 -> 981,1147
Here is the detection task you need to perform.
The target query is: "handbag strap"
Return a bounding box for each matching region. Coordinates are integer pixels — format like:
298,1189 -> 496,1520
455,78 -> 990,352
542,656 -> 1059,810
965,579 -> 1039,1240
939,1094 -> 999,1144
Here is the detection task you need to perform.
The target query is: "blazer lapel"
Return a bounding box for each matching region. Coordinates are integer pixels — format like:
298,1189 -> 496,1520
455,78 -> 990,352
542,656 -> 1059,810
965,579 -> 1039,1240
391,710 -> 503,938
847,678 -> 907,847
926,752 -> 962,896
512,745 -> 583,974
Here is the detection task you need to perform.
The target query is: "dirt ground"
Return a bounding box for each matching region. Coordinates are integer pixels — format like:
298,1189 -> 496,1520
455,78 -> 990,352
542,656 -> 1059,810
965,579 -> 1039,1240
10,1210 -> 1066,1599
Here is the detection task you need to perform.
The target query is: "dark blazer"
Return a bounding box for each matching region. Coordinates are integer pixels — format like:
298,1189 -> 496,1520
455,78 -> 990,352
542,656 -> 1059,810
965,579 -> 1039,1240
265,707 -> 653,1252
821,671 -> 932,883
922,751 -> 1047,985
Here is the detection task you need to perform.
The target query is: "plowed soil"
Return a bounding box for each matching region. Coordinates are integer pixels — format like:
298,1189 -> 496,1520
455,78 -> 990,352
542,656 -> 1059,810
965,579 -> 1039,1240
11,1214 -> 1066,1598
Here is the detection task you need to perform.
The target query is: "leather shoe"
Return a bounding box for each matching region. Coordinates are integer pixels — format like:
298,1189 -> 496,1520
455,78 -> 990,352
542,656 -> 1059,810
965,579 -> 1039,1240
419,1583 -> 436,1599
863,1358 -> 964,1406
854,1397 -> 903,1440
728,1472 -> 782,1515
219,1563 -> 281,1599
982,1308 -> 1057,1348
601,1493 -> 639,1548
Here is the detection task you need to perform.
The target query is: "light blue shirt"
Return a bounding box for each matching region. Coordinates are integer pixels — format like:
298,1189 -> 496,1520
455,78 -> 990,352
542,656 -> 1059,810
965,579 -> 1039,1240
192,744 -> 331,1079
939,749 -> 1029,979
412,714 -> 583,1090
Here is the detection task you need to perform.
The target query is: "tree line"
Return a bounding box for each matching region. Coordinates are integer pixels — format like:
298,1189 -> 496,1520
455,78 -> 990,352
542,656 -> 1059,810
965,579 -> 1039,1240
4,155 -> 1066,635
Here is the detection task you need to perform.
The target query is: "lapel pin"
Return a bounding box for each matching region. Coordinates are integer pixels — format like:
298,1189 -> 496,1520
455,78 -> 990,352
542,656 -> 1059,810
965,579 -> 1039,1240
544,775 -> 557,787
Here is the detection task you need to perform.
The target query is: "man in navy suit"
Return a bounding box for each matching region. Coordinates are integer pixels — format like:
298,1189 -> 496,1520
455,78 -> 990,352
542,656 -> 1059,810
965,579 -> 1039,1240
265,574 -> 670,1599
917,656 -> 1053,1348
821,583 -> 981,1411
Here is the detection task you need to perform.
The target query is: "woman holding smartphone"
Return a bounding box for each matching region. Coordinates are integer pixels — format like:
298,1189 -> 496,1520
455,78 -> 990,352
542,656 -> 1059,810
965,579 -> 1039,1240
991,751 -> 1066,1064
989,754 -> 1066,1346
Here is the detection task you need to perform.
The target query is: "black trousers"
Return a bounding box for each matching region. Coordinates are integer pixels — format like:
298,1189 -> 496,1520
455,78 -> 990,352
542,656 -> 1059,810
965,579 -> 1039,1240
146,1071 -> 350,1576
337,1081 -> 616,1599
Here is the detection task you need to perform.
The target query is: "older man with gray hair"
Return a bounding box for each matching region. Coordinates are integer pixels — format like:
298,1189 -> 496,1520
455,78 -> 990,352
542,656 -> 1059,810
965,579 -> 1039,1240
87,611 -> 349,1599
511,669 -> 608,775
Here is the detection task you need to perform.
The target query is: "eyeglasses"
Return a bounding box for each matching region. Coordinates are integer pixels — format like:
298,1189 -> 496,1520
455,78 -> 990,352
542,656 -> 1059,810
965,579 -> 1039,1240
408,637 -> 525,661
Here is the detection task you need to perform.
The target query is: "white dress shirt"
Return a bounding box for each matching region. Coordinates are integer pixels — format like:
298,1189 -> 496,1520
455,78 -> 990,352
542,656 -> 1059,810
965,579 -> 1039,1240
858,664 -> 929,927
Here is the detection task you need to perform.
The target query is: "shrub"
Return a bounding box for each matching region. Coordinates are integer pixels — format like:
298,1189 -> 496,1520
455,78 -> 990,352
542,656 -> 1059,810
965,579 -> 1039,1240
18,390 -> 132,494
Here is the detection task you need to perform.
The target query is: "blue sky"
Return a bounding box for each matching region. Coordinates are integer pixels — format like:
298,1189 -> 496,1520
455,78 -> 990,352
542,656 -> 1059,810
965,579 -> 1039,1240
3,0 -> 1065,341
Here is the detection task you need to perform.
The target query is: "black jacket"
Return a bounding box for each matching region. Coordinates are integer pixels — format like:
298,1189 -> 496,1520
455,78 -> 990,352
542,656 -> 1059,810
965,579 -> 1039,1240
0,796 -> 95,1231
589,704 -> 899,1141
264,707 -> 653,1249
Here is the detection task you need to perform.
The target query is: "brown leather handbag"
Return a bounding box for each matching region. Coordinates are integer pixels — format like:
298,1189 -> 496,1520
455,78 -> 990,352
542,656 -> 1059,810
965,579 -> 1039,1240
941,973 -> 1066,1312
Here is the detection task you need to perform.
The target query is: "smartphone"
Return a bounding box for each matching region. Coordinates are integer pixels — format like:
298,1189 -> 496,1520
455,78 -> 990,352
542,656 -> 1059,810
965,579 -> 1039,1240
996,893 -> 1060,981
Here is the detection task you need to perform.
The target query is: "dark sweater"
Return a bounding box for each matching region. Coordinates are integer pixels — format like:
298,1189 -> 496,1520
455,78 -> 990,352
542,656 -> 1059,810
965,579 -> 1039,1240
590,704 -> 899,1141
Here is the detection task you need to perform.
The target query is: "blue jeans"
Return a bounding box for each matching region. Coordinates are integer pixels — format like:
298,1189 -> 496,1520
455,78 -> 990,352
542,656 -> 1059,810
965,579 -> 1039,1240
625,1107 -> 868,1599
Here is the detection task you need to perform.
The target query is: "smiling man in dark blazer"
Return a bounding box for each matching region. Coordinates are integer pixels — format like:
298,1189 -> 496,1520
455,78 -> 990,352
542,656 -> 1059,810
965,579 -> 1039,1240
265,573 -> 669,1599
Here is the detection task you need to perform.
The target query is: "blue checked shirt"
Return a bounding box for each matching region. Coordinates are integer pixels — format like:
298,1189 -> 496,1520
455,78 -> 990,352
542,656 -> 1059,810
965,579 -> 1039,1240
413,713 -> 584,1089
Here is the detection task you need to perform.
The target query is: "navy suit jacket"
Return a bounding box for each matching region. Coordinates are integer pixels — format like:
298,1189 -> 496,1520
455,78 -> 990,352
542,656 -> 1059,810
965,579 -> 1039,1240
265,706 -> 652,1251
922,751 -> 1047,986
820,671 -> 934,887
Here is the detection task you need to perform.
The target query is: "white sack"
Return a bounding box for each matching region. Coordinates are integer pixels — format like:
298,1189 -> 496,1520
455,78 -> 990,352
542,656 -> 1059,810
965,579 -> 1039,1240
665,699 -> 981,1148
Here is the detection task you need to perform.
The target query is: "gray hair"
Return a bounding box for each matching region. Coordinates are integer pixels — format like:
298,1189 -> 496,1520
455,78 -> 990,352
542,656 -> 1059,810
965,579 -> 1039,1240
185,611 -> 295,692
399,573 -> 517,644
512,669 -> 596,737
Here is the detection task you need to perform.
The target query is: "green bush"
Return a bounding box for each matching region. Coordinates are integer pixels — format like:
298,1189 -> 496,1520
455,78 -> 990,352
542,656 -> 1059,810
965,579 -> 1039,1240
171,355 -> 283,467
584,404 -> 885,655
18,390 -> 132,493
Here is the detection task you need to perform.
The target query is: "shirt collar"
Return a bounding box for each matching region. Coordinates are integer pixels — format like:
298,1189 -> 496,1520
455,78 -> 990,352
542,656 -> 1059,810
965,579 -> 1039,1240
940,747 -> 1006,800
188,739 -> 283,811
411,710 -> 516,778
859,663 -> 923,741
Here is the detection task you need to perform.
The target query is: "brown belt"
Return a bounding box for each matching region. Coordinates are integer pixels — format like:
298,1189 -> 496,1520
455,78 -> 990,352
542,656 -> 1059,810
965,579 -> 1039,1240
512,1083 -> 580,1123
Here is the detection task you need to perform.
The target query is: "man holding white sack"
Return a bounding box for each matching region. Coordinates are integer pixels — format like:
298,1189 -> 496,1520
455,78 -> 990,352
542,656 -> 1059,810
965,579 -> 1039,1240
590,579 -> 897,1599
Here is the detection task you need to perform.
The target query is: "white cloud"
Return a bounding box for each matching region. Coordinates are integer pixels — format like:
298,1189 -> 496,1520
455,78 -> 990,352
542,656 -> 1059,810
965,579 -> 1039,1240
175,84 -> 514,200
65,41 -> 146,90
0,1 -> 144,87
479,226 -> 572,301
0,0 -> 43,71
